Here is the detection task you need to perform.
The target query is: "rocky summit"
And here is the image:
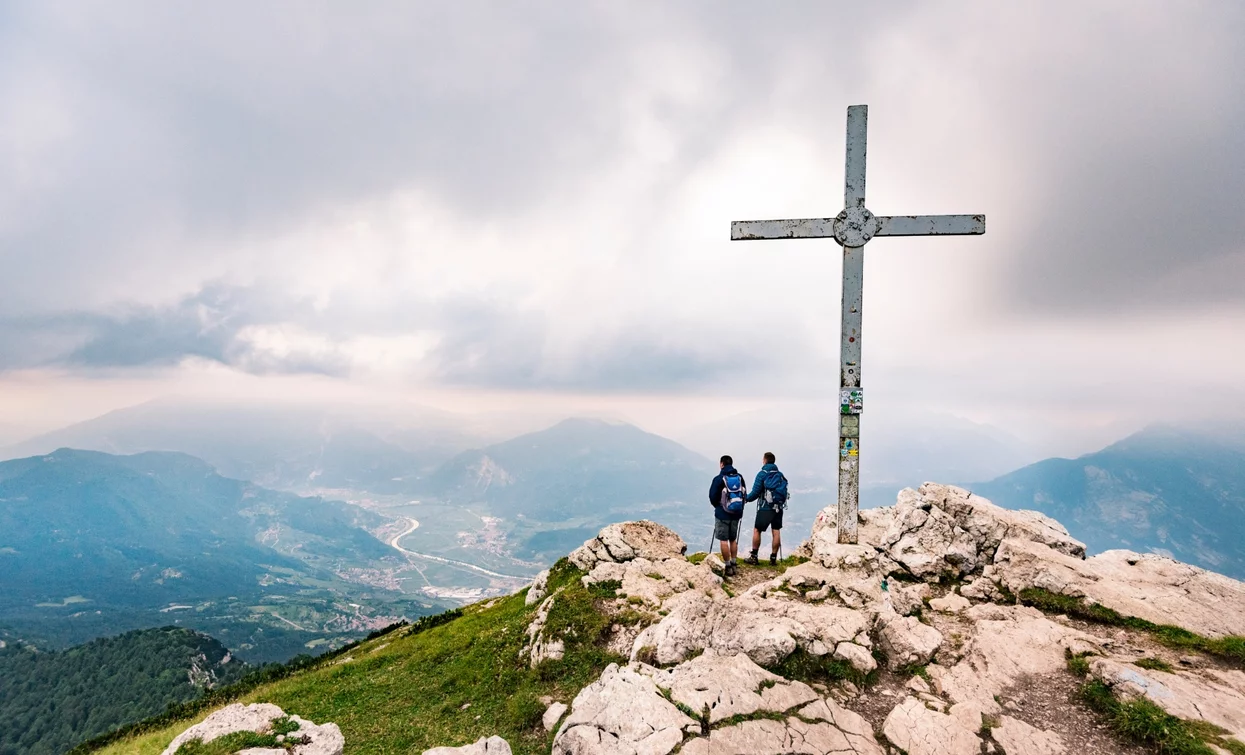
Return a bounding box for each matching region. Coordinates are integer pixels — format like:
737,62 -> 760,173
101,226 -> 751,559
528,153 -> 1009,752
139,483 -> 1245,755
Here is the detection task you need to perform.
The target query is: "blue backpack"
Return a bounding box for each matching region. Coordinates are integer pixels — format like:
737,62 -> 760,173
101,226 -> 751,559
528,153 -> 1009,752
720,473 -> 746,514
763,470 -> 789,510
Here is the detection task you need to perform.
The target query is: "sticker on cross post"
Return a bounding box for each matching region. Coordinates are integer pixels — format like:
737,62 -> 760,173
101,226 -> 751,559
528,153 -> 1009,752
841,414 -> 859,437
841,438 -> 859,458
839,388 -> 863,415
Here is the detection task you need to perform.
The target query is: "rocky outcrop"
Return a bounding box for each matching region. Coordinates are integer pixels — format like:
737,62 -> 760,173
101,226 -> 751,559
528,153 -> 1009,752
991,716 -> 1066,755
569,521 -> 687,572
521,589 -> 565,667
552,654 -> 885,755
582,555 -> 723,607
423,736 -> 513,755
882,696 -> 980,755
876,612 -> 942,670
552,663 -> 700,755
161,703 -> 343,755
880,484 -> 1085,582
631,590 -> 871,668
993,537 -> 1245,638
525,569 -> 550,607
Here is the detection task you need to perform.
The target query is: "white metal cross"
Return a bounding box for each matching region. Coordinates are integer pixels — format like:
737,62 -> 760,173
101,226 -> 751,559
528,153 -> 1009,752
731,105 -> 985,544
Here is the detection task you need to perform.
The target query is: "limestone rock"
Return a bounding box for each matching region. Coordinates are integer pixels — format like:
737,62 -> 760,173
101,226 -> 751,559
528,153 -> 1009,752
891,583 -> 930,617
423,736 -> 513,755
882,696 -> 980,755
928,593 -> 971,614
876,613 -> 942,670
926,604 -> 1100,717
552,663 -> 699,755
583,555 -> 723,608
526,569 -> 550,607
569,521 -> 686,572
880,484 -> 1084,582
521,590 -> 565,667
632,590 -> 870,667
161,704 -> 343,755
993,538 -> 1245,638
1090,659 -> 1245,739
542,702 -> 568,732
641,652 -> 818,724
832,641 -> 877,674
992,717 -> 1066,755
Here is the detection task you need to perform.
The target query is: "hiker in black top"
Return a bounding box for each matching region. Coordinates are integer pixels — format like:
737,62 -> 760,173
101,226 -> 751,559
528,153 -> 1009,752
745,451 -> 787,566
709,455 -> 746,576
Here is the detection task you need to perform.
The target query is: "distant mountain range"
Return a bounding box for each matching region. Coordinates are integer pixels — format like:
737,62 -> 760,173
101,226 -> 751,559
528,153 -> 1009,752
1,399 -> 484,495
421,418 -> 715,561
0,626 -> 247,755
972,426 -> 1245,579
0,449 -> 440,661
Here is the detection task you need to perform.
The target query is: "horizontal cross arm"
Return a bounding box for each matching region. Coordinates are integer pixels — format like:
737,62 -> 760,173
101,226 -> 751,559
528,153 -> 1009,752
731,218 -> 834,241
875,214 -> 985,237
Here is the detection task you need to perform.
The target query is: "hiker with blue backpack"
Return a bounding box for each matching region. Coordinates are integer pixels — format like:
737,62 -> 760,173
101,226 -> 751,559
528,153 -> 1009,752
745,452 -> 789,566
709,455 -> 748,577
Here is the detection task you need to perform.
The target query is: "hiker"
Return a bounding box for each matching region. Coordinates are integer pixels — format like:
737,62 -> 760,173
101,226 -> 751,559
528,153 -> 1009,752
709,454 -> 747,576
745,451 -> 789,566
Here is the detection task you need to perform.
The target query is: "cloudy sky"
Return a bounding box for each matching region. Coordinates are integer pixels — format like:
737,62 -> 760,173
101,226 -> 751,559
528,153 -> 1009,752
1,1 -> 1243,454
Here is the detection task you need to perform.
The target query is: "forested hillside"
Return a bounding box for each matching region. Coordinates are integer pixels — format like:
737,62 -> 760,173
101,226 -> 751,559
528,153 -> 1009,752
0,627 -> 247,755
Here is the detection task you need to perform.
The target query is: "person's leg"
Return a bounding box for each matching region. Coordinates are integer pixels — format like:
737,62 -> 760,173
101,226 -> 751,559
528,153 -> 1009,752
719,538 -> 731,563
748,525 -> 761,564
770,511 -> 783,564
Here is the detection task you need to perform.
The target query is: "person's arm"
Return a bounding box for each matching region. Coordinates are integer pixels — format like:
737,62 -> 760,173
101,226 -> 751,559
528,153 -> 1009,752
747,470 -> 765,502
709,475 -> 722,508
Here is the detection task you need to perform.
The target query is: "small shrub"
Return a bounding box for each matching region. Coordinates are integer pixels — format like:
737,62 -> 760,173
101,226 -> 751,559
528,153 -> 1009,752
635,646 -> 658,666
586,580 -> 622,599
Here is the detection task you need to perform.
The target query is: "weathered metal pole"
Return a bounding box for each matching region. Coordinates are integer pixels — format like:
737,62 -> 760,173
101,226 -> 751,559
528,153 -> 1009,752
729,105 -> 985,545
837,105 -> 868,544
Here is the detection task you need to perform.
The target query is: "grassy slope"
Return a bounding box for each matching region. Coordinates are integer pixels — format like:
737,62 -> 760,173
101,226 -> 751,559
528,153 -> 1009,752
95,560 -> 621,755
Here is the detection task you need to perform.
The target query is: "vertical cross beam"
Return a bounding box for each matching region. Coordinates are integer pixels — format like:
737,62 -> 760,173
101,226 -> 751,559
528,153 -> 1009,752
837,105 -> 868,543
729,105 -> 985,544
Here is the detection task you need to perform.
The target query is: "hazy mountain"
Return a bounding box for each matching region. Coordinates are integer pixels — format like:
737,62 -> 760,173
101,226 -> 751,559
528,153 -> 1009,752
0,627 -> 247,755
678,406 -> 1035,510
2,399 -> 482,494
972,425 -> 1245,579
0,449 -> 438,661
424,419 -> 715,557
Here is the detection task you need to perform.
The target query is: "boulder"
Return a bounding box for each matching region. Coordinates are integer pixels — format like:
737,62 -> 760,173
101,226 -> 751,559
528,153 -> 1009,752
876,613 -> 942,670
833,642 -> 877,675
542,702 -> 568,732
890,582 -> 930,617
993,538 -> 1245,638
552,663 -> 700,755
928,593 -> 971,614
632,591 -> 871,668
641,651 -> 818,724
423,736 -> 513,755
880,484 -> 1084,582
882,696 -> 980,755
161,704 -> 343,755
569,522 -> 686,571
991,716 -> 1066,755
582,556 -> 723,608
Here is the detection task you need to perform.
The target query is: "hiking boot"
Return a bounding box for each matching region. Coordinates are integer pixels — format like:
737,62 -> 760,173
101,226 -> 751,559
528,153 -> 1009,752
725,562 -> 736,577
769,553 -> 778,566
745,552 -> 759,566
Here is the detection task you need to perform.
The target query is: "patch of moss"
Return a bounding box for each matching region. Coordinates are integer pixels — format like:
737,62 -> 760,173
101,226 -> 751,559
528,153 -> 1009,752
686,553 -> 708,565
770,648 -> 869,688
1134,657 -> 1174,673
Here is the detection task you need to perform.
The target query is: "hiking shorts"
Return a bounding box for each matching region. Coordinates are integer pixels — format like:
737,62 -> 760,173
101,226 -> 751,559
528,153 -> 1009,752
714,518 -> 741,542
754,508 -> 784,532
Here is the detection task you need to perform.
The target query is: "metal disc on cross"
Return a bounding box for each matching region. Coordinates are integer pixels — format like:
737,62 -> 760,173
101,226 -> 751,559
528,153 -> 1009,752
730,105 -> 986,544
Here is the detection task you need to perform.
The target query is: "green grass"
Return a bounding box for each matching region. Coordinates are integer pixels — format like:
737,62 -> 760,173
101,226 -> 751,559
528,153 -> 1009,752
1134,657 -> 1174,673
1065,649 -> 1092,678
769,648 -> 870,688
174,731 -> 282,755
1080,680 -> 1224,755
1019,588 -> 1245,667
88,559 -> 625,755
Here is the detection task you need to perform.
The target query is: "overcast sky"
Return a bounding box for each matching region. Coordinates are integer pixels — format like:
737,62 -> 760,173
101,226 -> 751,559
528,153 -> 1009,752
1,1 -> 1243,454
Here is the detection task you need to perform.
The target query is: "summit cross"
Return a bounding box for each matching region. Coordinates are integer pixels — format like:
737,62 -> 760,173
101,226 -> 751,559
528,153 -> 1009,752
730,105 -> 986,544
